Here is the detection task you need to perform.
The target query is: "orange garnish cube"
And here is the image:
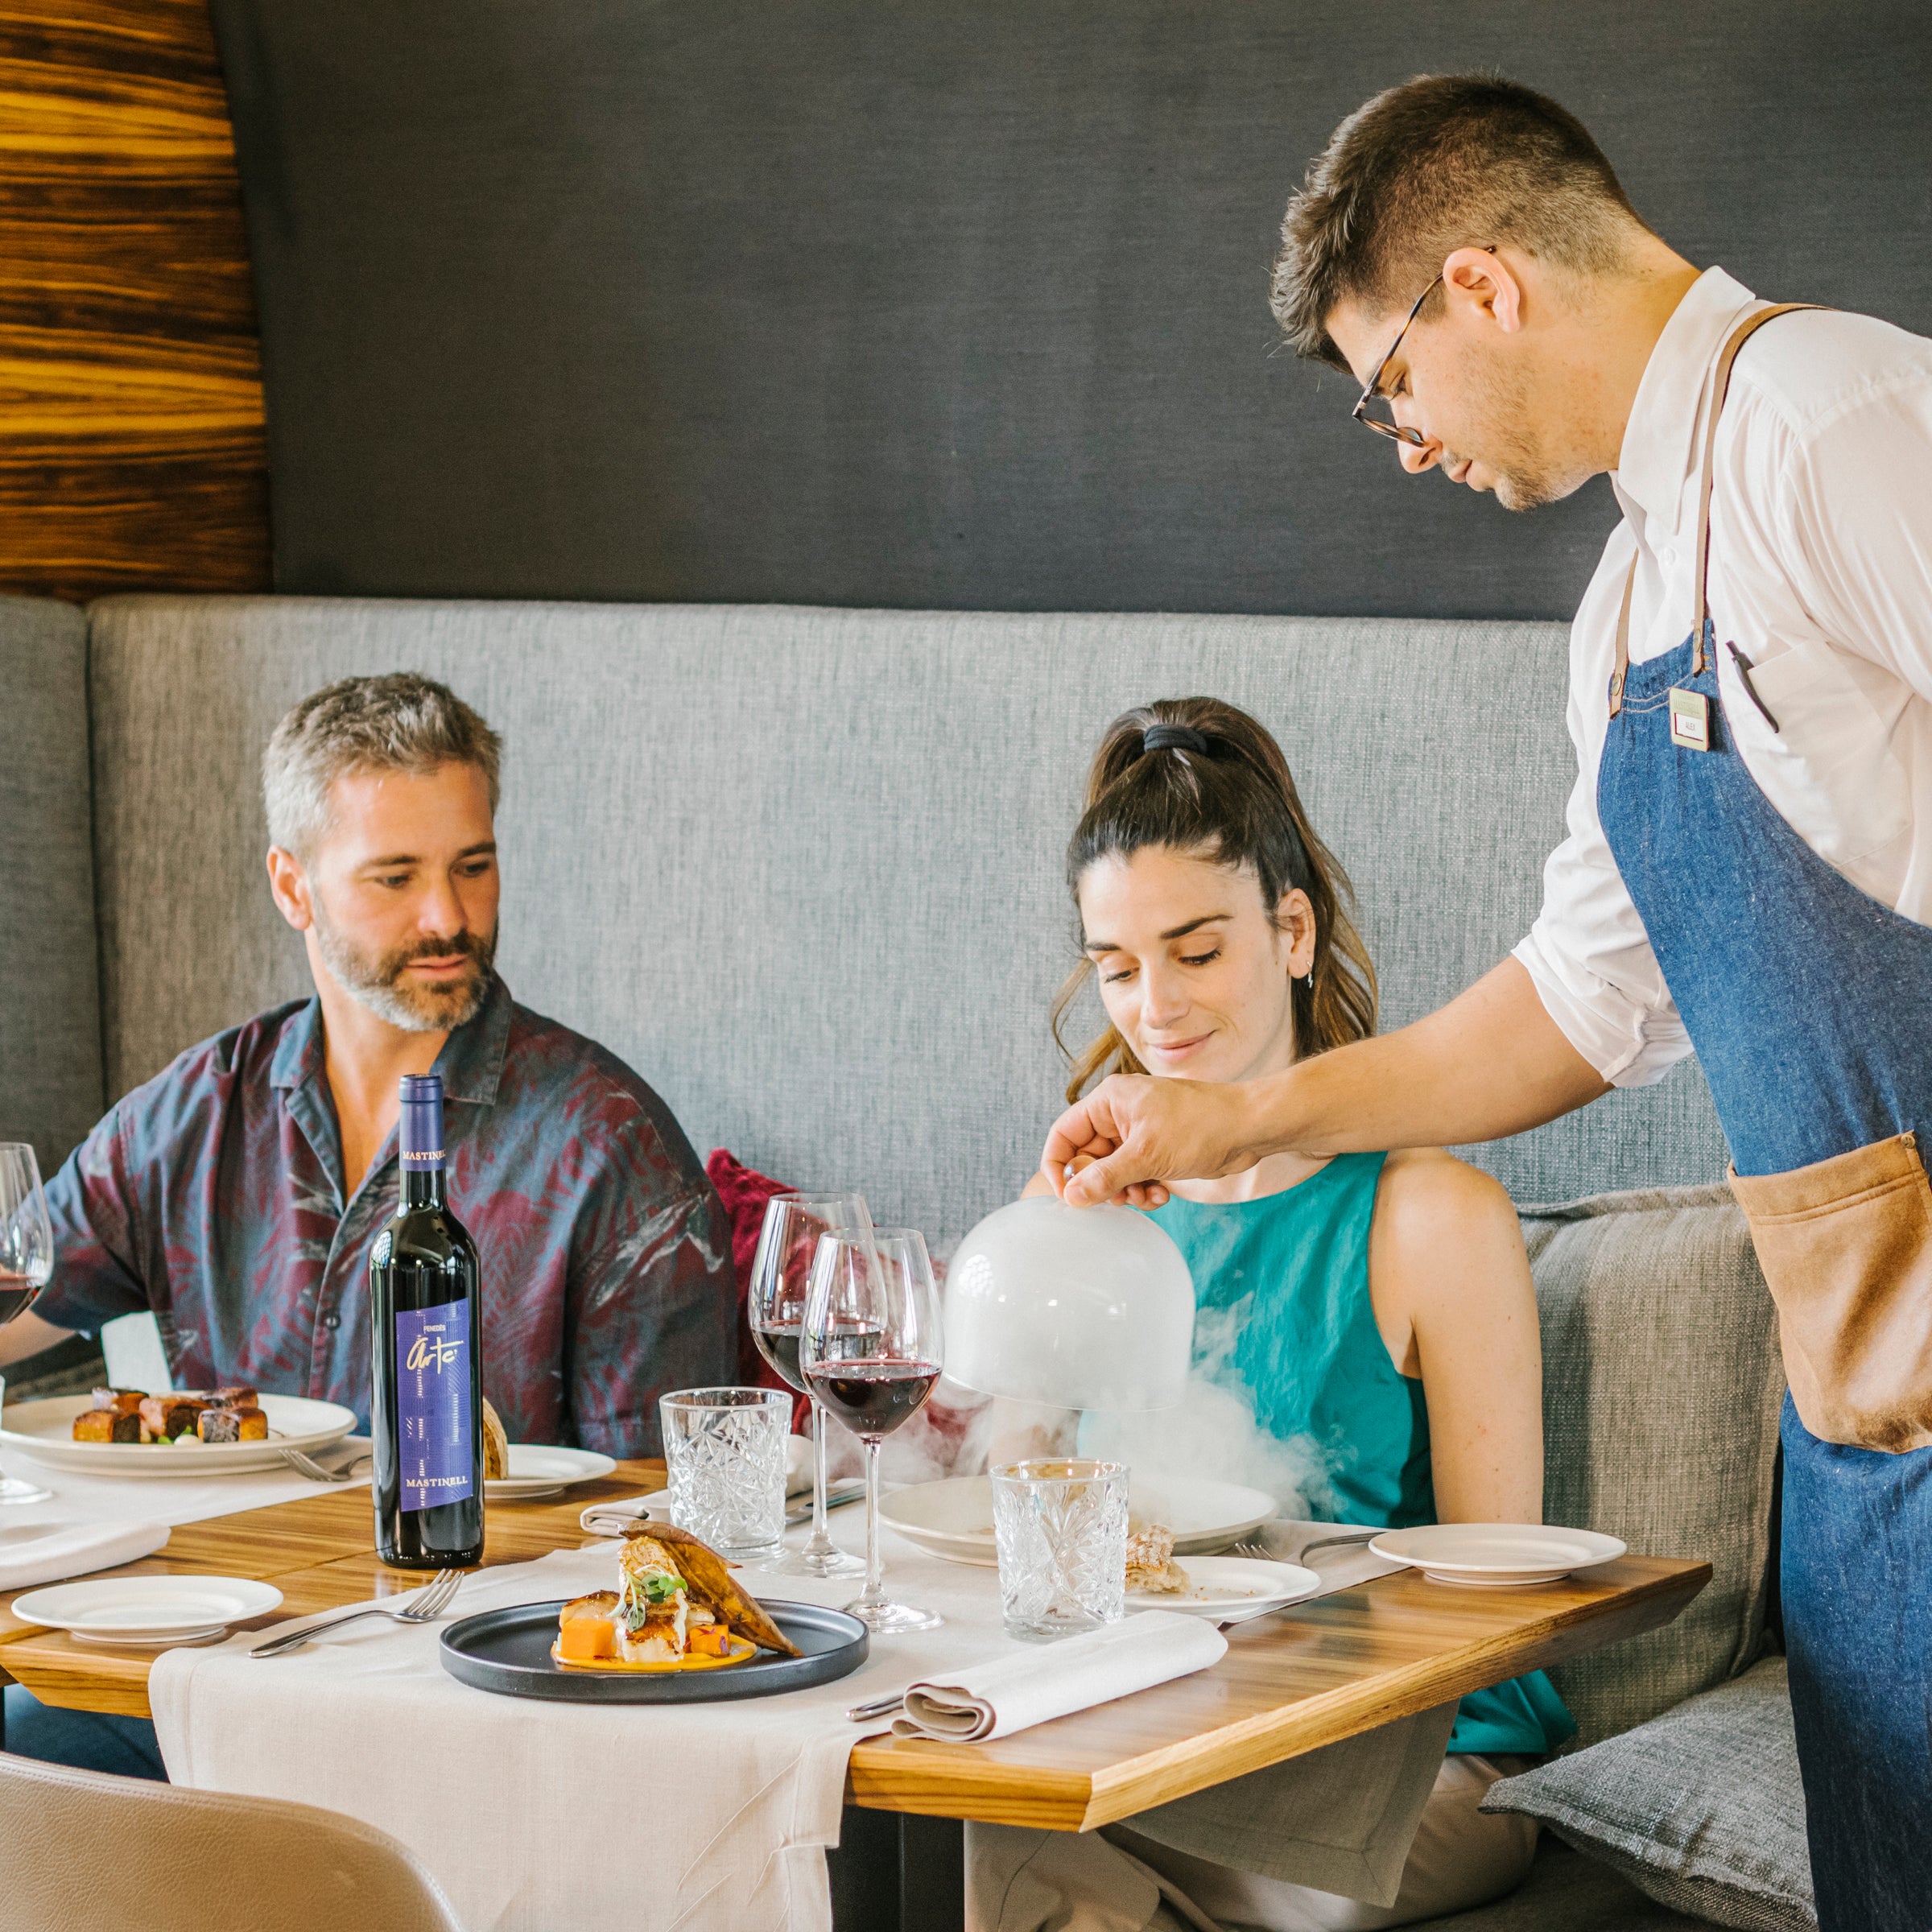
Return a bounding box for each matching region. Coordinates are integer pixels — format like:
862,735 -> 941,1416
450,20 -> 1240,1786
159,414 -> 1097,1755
557,1616 -> 618,1662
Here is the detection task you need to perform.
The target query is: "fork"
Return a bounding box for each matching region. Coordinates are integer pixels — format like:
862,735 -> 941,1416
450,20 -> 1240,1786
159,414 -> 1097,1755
281,1447 -> 369,1484
1233,1530 -> 1380,1562
250,1569 -> 466,1657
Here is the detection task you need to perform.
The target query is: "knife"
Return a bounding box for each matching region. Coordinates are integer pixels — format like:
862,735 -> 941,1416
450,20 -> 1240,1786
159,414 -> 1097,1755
785,1480 -> 867,1526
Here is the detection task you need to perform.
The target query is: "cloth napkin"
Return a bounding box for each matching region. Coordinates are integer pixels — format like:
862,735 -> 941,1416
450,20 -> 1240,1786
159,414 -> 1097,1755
892,1610 -> 1227,1743
580,1435 -> 814,1536
0,1515 -> 170,1589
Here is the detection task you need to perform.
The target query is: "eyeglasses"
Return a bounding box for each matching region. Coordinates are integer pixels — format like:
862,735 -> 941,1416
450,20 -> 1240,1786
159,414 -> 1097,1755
1350,275 -> 1439,447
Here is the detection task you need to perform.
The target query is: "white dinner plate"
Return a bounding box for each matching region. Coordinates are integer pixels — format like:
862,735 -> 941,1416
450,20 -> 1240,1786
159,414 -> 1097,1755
485,1443 -> 617,1501
1128,1556 -> 1321,1620
881,1476 -> 1278,1568
0,1393 -> 358,1477
1368,1524 -> 1628,1588
10,1575 -> 283,1645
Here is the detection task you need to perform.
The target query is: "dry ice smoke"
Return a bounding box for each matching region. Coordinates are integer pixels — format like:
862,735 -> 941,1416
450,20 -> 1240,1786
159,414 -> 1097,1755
859,1296 -> 1344,1515
1062,1298 -> 1340,1517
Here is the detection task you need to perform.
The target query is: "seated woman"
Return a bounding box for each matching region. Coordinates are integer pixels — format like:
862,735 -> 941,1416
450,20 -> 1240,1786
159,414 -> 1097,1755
986,696 -> 1571,1932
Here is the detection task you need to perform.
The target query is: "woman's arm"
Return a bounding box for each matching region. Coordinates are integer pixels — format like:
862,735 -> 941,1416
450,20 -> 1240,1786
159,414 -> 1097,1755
1367,1149 -> 1544,1524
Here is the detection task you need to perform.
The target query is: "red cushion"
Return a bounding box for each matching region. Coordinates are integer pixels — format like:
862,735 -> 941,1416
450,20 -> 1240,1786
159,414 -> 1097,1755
704,1148 -> 809,1431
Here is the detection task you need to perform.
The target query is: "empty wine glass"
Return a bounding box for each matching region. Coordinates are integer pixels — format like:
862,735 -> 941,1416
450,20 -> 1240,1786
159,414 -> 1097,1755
0,1144 -> 56,1505
802,1226 -> 943,1634
748,1192 -> 870,1577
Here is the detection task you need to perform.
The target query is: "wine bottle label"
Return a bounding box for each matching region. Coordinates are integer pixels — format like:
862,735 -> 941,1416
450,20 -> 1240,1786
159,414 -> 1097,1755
395,1301 -> 475,1508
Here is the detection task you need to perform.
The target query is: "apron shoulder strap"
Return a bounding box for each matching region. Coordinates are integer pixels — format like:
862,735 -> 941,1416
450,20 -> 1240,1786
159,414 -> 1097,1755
1690,303 -> 1827,669
1610,301 -> 1828,716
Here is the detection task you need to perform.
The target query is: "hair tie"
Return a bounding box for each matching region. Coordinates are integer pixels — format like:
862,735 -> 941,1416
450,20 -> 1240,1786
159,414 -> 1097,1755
1142,723 -> 1210,756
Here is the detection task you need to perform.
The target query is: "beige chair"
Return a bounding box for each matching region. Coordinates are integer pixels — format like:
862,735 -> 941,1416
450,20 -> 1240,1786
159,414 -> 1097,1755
0,1750 -> 467,1932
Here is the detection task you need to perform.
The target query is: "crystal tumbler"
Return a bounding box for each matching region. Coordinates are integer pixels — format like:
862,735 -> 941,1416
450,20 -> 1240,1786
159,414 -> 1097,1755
659,1387 -> 791,1557
990,1457 -> 1129,1641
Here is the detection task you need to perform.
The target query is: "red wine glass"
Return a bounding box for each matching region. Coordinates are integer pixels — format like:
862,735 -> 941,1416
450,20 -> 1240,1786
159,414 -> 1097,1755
801,1225 -> 943,1634
0,1144 -> 56,1505
748,1192 -> 869,1578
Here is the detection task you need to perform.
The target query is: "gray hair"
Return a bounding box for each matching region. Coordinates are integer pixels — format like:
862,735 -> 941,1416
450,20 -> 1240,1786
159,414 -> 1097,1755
262,673 -> 503,857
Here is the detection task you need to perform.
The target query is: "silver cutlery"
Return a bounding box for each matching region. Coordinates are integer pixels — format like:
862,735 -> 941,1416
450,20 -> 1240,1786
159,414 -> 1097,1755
786,1481 -> 867,1527
1232,1530 -> 1381,1561
250,1568 -> 465,1657
846,1690 -> 906,1723
281,1447 -> 369,1484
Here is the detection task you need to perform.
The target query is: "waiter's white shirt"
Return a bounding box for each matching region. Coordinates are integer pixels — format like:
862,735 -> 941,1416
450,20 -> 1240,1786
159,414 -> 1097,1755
1514,267 -> 1932,1086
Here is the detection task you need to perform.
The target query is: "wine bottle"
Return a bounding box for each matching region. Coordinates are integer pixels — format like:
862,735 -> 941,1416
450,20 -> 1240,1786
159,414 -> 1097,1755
369,1073 -> 484,1567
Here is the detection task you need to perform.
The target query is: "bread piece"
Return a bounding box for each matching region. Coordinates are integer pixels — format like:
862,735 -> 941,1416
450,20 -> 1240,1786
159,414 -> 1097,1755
624,1521 -> 800,1657
73,1408 -> 142,1443
481,1398 -> 508,1480
91,1387 -> 146,1417
1125,1523 -> 1190,1595
138,1396 -> 207,1441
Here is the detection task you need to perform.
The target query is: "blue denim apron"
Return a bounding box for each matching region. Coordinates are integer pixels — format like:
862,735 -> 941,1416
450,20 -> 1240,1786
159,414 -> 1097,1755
1597,305 -> 1932,1932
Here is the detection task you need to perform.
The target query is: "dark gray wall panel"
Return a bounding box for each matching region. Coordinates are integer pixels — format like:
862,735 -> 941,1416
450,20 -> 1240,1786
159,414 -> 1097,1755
211,2 -> 1932,613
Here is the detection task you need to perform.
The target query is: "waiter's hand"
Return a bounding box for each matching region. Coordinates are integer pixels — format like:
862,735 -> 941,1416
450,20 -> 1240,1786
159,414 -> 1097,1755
1041,1075 -> 1261,1208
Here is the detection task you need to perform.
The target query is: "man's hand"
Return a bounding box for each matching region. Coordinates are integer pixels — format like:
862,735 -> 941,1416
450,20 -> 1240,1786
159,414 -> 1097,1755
1041,1075 -> 1261,1208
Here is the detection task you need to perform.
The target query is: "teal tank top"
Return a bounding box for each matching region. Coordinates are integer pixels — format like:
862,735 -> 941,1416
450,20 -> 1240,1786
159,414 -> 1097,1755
1145,1153 -> 1574,1760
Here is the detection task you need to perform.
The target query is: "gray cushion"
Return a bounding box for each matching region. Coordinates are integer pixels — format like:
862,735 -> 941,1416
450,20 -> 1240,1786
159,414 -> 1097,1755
0,594 -> 103,1175
1527,1187 -> 1784,1748
85,596 -> 1728,1249
1481,1659 -> 1812,1932
1410,1838 -> 1705,1930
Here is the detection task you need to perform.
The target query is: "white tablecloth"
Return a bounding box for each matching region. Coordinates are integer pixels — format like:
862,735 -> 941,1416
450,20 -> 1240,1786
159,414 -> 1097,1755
150,1518 -> 1426,1932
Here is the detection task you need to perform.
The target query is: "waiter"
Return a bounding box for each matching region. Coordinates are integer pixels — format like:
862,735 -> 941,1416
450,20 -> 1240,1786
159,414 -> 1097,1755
1042,73 -> 1932,1932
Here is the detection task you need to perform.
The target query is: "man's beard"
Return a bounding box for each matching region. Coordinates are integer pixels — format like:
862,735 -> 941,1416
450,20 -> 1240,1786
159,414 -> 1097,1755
312,910 -> 497,1033
1450,350 -> 1590,513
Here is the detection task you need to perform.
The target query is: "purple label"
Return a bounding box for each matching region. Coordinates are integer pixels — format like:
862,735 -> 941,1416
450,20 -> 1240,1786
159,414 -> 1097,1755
395,1300 -> 474,1509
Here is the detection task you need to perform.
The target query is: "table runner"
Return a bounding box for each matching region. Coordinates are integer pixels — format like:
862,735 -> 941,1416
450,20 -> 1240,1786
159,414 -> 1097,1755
0,1439 -> 369,1537
151,1520 -> 1444,1932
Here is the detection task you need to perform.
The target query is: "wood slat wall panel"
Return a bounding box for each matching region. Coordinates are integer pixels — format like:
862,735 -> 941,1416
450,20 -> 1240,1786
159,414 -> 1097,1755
0,0 -> 268,601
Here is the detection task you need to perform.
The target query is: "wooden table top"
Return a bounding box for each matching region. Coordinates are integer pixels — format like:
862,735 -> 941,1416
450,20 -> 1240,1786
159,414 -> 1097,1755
0,1460 -> 1709,1831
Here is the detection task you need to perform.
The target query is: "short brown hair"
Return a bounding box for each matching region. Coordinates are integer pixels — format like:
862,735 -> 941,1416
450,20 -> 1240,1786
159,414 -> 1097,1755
1052,696 -> 1377,1102
263,672 -> 502,857
1271,74 -> 1647,369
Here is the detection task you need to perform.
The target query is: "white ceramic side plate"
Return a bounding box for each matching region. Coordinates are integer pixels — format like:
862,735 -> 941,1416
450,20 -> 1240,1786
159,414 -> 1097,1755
881,1475 -> 1277,1567
0,1393 -> 357,1477
1127,1556 -> 1321,1619
1368,1524 -> 1628,1587
485,1444 -> 617,1501
11,1575 -> 283,1644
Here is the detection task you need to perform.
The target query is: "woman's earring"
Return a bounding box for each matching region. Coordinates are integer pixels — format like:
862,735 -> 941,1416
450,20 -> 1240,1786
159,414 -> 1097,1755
1302,972 -> 1314,991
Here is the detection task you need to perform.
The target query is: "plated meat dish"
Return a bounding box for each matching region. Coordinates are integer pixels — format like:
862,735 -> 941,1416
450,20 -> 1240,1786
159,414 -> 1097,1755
71,1386 -> 266,1446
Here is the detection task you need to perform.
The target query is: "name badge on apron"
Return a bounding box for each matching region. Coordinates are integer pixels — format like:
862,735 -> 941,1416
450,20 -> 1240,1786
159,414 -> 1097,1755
1669,687 -> 1711,751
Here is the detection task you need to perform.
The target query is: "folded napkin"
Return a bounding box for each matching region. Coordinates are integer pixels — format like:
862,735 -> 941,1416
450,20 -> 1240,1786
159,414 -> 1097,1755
0,1516 -> 170,1590
890,1609 -> 1226,1744
580,1435 -> 814,1537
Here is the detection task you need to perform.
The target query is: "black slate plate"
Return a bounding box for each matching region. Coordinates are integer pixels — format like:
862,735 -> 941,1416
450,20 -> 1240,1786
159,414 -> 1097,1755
439,1599 -> 868,1703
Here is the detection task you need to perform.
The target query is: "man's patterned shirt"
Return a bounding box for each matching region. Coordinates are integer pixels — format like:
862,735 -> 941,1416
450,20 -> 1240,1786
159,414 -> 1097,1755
35,976 -> 735,1455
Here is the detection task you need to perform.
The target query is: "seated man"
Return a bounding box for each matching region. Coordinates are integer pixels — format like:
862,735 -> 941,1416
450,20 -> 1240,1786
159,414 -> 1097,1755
2,671 -> 737,1772
6,671 -> 735,1446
